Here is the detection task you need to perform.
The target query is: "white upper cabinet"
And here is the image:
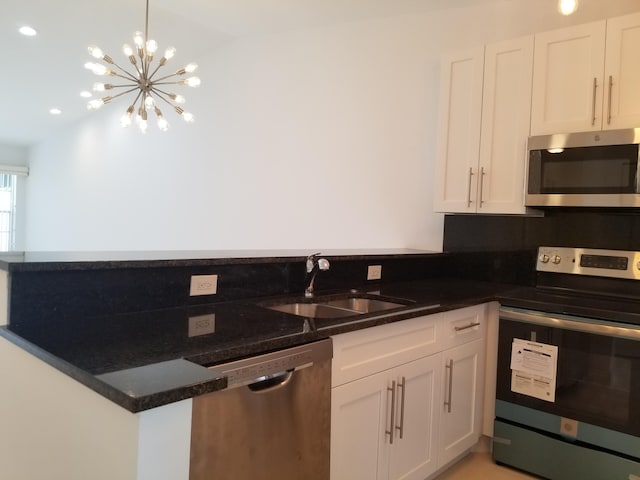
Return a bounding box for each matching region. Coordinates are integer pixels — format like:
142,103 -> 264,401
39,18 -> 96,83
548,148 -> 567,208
530,21 -> 606,135
531,12 -> 640,135
478,36 -> 534,214
604,12 -> 640,130
435,37 -> 533,214
434,47 -> 484,213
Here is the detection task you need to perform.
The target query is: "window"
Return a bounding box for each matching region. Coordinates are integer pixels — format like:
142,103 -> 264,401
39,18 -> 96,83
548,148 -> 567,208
0,165 -> 29,252
0,174 -> 17,251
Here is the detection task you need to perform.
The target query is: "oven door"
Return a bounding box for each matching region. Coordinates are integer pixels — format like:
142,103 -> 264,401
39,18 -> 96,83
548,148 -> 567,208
497,307 -> 640,438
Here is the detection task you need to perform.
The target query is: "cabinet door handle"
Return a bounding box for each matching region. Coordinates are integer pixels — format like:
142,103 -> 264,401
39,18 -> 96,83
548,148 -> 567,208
395,376 -> 406,440
591,77 -> 598,126
467,167 -> 475,207
478,167 -> 486,207
386,380 -> 397,444
454,322 -> 481,332
444,359 -> 454,413
607,75 -> 613,125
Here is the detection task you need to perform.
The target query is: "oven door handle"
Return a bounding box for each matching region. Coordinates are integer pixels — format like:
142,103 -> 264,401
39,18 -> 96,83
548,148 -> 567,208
500,307 -> 640,341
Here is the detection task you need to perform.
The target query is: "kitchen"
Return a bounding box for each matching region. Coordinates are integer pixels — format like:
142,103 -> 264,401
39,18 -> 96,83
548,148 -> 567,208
2,0 -> 640,479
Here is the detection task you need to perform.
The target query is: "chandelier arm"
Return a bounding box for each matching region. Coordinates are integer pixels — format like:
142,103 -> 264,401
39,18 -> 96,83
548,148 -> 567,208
152,81 -> 186,86
107,59 -> 141,82
147,63 -> 165,81
153,86 -> 178,98
105,83 -> 140,89
109,87 -> 143,102
111,71 -> 142,83
151,89 -> 177,108
150,72 -> 181,83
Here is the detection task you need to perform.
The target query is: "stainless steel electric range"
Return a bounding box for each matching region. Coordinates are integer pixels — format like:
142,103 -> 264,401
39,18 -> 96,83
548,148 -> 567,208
495,246 -> 640,480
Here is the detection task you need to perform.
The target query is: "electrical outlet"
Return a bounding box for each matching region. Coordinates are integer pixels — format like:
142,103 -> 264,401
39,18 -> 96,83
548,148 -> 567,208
188,314 -> 216,337
190,274 -> 218,296
367,265 -> 382,281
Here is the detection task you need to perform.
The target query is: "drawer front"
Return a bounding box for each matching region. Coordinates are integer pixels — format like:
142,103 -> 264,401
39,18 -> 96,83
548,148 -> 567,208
441,304 -> 487,350
331,314 -> 440,387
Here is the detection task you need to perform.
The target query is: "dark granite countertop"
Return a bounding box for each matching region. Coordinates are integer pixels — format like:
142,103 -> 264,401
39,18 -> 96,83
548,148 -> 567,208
0,277 -> 518,413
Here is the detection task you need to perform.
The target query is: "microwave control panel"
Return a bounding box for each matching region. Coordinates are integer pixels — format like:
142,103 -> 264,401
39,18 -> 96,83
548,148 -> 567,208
537,246 -> 640,280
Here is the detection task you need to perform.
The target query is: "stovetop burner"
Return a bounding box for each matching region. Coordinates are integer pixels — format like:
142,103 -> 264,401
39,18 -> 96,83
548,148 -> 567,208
499,246 -> 640,326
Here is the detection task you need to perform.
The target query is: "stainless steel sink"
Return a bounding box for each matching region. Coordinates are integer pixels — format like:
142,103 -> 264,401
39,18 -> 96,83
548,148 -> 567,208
266,302 -> 358,319
323,297 -> 406,314
261,294 -> 410,319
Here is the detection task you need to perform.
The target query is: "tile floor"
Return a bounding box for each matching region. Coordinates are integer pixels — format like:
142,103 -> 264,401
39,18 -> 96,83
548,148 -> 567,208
434,452 -> 540,480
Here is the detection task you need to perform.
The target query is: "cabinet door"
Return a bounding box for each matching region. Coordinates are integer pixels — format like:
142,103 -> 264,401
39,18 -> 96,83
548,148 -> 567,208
434,47 -> 484,213
331,370 -> 390,480
603,12 -> 640,130
438,338 -> 485,468
388,355 -> 441,480
530,21 -> 606,135
477,36 -> 533,214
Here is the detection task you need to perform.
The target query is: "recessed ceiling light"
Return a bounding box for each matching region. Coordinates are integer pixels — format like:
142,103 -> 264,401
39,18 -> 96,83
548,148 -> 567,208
80,91 -> 92,98
49,108 -> 62,115
558,0 -> 578,15
18,26 -> 37,37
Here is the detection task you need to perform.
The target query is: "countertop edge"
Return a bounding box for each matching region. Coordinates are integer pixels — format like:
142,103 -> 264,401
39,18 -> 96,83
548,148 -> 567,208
0,327 -> 228,413
0,249 -> 445,273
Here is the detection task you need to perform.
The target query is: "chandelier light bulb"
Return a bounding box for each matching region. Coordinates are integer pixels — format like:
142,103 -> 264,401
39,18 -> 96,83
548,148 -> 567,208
133,31 -> 144,48
84,0 -> 199,132
181,77 -> 201,87
120,106 -> 134,127
146,39 -> 158,54
87,99 -> 105,110
88,45 -> 104,59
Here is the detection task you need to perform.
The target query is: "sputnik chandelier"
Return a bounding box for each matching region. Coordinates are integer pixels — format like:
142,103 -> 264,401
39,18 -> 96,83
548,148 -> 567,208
84,0 -> 200,132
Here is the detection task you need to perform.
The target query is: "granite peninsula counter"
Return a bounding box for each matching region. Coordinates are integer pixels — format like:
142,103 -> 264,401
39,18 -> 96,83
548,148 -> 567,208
0,249 -> 529,412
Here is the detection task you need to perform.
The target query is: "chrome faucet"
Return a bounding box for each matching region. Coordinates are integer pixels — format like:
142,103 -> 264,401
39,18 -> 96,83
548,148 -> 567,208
305,252 -> 330,298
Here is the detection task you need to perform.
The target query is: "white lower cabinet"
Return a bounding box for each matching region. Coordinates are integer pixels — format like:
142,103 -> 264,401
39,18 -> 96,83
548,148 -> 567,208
330,305 -> 487,480
331,354 -> 441,480
438,338 -> 485,467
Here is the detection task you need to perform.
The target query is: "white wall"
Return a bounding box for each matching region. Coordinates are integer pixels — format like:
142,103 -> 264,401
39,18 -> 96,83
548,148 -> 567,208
24,0 -> 640,252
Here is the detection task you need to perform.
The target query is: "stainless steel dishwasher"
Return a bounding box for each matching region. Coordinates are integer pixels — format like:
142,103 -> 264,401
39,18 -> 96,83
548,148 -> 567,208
189,338 -> 332,480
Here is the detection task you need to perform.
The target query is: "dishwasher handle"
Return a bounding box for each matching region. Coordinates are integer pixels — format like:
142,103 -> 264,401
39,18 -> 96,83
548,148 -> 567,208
247,369 -> 295,393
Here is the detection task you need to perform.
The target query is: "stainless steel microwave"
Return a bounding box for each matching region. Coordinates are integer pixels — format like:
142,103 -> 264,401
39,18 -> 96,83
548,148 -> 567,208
525,128 -> 640,207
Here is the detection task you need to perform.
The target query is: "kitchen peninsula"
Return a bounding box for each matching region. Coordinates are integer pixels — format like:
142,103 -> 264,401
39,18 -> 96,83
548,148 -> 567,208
0,248 -> 529,480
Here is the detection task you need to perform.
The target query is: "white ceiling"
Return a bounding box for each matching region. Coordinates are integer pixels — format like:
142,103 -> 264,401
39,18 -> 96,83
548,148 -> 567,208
2,0 -> 502,147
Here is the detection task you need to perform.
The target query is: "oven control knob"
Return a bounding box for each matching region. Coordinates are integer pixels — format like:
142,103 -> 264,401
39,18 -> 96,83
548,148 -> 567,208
552,255 -> 562,264
539,254 -> 550,264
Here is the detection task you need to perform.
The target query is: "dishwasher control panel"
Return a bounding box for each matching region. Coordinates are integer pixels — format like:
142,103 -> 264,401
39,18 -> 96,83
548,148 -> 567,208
212,339 -> 333,388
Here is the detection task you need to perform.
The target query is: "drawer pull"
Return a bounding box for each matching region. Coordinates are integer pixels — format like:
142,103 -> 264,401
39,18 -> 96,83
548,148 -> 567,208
454,322 -> 481,332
